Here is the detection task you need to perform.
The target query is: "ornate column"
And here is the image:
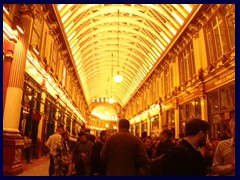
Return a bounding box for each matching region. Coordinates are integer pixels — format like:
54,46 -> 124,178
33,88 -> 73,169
174,98 -> 180,139
3,5 -> 34,175
200,94 -> 208,121
158,99 -> 163,134
199,83 -> 208,121
3,39 -> 15,110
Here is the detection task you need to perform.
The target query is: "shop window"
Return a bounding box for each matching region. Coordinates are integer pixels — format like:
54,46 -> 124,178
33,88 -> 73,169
179,98 -> 201,134
141,120 -> 147,132
207,91 -> 220,114
179,121 -> 186,136
209,114 -> 221,139
220,86 -> 233,111
167,109 -> 175,129
167,109 -> 175,124
179,105 -> 186,122
185,103 -> 191,120
135,123 -> 140,137
130,125 -> 134,134
207,83 -> 235,139
195,98 -> 201,117
151,115 -> 159,134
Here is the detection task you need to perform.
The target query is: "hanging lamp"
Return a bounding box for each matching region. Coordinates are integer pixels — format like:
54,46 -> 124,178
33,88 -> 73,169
114,10 -> 123,83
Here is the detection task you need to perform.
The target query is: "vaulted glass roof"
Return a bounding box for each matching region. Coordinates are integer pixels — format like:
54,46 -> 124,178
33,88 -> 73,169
54,4 -> 197,118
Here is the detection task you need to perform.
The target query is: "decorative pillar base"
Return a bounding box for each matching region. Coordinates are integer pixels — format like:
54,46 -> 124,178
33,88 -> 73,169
3,131 -> 24,176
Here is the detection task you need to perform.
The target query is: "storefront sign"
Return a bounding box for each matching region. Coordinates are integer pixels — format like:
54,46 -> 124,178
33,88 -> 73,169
205,71 -> 234,92
214,73 -> 234,86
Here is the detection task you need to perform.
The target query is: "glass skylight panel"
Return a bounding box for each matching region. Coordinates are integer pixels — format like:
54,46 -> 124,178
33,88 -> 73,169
156,39 -> 166,51
152,47 -> 160,57
72,46 -> 80,55
148,52 -> 157,62
181,4 -> 193,13
62,10 -> 71,23
57,4 -> 65,11
172,4 -> 188,17
65,22 -> 74,34
73,51 -> 81,61
172,11 -> 184,25
160,31 -> 171,44
68,31 -> 76,41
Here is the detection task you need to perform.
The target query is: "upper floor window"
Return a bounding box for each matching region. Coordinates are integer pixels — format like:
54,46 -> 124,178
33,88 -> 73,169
30,16 -> 43,54
164,67 -> 170,95
179,42 -> 196,84
50,41 -> 58,74
204,5 -> 235,64
62,66 -> 66,87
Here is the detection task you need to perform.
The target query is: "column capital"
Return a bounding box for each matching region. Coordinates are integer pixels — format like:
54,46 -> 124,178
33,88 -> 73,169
188,23 -> 200,39
19,4 -> 39,18
3,39 -> 15,61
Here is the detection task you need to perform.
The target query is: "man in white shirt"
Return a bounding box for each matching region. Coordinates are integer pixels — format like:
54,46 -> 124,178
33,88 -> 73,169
212,119 -> 235,176
45,127 -> 62,176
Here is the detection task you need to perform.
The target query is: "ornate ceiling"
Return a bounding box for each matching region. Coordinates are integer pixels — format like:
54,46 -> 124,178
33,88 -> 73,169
53,4 -> 197,119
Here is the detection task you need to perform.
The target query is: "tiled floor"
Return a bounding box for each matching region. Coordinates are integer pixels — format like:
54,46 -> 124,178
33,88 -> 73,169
17,155 -> 49,176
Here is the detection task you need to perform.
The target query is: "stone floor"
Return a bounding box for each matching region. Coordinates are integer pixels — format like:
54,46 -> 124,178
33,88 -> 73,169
17,155 -> 49,176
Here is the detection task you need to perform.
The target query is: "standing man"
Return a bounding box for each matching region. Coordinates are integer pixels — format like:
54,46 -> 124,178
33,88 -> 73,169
53,131 -> 72,176
73,131 -> 94,176
91,130 -> 110,176
45,127 -> 62,176
163,118 -> 210,176
24,131 -> 32,163
100,119 -> 150,176
212,119 -> 235,176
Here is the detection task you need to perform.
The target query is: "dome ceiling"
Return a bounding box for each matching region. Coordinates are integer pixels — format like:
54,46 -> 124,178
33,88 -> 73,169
53,4 -> 197,119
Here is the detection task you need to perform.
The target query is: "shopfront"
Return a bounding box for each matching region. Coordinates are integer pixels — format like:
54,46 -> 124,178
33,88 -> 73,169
19,74 -> 43,158
207,82 -> 235,139
130,125 -> 134,135
141,119 -> 147,133
166,108 -> 175,130
179,97 -> 201,135
135,123 -> 140,137
150,114 -> 159,136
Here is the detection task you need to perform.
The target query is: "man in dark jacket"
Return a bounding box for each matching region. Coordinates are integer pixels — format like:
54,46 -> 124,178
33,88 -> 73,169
163,118 -> 209,176
91,130 -> 110,176
100,119 -> 150,176
73,131 -> 94,176
155,129 -> 175,156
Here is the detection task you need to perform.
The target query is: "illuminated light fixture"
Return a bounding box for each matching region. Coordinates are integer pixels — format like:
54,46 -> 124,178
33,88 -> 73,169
114,73 -> 123,83
114,10 -> 123,83
108,97 -> 115,104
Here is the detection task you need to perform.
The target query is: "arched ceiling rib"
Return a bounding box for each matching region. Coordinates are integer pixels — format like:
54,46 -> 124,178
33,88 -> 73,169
55,4 -> 196,118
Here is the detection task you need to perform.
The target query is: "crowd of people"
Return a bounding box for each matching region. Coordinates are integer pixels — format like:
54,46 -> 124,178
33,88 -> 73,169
44,118 -> 235,176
